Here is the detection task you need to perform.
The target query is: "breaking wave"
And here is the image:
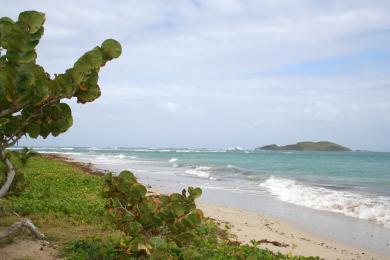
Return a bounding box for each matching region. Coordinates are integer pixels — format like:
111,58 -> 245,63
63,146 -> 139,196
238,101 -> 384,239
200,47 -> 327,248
185,166 -> 212,179
259,176 -> 390,228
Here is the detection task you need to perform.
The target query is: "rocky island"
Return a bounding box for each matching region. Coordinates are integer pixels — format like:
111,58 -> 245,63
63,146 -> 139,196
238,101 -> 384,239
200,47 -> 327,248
257,141 -> 351,151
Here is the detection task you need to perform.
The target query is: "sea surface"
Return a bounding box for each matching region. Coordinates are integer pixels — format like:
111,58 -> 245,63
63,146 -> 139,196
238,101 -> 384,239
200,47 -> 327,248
29,146 -> 390,255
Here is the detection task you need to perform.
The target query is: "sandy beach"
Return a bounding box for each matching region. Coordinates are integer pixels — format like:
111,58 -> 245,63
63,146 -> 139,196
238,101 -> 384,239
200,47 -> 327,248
199,204 -> 386,260
44,153 -> 389,259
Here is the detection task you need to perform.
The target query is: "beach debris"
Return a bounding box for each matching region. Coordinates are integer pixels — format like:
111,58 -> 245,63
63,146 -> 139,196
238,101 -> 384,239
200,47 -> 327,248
228,240 -> 242,246
257,239 -> 289,248
0,219 -> 45,241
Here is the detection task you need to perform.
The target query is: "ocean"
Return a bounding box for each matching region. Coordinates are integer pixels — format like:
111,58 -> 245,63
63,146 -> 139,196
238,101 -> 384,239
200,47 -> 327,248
25,146 -> 390,255
33,147 -> 390,229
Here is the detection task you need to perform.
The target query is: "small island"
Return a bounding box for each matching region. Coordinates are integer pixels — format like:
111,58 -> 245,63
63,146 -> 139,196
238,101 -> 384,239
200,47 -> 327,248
257,141 -> 351,151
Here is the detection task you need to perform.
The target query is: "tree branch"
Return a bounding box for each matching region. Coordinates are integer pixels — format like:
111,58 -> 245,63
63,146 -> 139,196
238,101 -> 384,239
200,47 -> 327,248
1,88 -> 78,150
0,107 -> 21,118
116,199 -> 135,218
0,84 -> 77,119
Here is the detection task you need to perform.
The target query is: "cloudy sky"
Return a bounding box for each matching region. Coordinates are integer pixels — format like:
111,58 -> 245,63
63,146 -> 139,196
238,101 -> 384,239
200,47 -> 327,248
3,1 -> 390,151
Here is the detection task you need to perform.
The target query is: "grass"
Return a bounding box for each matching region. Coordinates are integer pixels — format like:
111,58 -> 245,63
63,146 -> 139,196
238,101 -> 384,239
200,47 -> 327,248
0,155 -> 119,245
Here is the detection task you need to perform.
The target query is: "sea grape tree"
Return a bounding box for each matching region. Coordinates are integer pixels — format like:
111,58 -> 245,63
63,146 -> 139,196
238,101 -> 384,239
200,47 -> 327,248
0,11 -> 121,198
103,171 -> 204,257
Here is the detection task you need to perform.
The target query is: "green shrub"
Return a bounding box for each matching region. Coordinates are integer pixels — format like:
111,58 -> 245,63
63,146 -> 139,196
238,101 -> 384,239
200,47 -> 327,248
62,237 -> 118,260
103,171 -> 203,257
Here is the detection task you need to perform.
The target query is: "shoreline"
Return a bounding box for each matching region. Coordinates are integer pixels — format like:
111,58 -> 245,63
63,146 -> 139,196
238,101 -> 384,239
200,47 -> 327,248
200,204 -> 384,260
44,153 -> 387,259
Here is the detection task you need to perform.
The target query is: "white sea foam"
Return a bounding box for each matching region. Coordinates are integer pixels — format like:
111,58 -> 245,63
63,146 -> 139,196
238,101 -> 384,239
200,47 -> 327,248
90,154 -> 133,165
260,176 -> 390,228
87,147 -> 99,150
169,158 -> 178,163
38,151 -> 82,156
111,154 -> 126,159
185,166 -> 211,179
227,147 -> 243,151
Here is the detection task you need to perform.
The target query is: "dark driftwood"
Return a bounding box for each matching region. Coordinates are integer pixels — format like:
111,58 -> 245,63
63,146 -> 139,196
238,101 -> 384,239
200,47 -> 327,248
0,219 -> 45,241
258,239 -> 289,247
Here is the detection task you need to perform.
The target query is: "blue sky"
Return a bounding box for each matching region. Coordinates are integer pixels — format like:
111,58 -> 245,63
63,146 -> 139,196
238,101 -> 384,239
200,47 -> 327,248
3,0 -> 390,151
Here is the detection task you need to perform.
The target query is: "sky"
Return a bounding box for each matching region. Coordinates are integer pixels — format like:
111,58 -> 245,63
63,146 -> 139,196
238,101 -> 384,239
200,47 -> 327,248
3,0 -> 390,151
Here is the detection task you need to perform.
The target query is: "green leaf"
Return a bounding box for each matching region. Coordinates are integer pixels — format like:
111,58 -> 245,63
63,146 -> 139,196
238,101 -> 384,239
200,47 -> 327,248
74,49 -> 103,74
18,11 -> 45,34
171,202 -> 186,216
26,123 -> 40,138
101,39 -> 122,60
76,83 -> 101,103
18,50 -> 37,64
188,187 -> 202,200
0,118 -> 9,127
39,125 -> 50,138
128,221 -> 142,234
170,193 -> 184,202
119,170 -> 137,182
149,237 -> 167,249
130,183 -> 147,197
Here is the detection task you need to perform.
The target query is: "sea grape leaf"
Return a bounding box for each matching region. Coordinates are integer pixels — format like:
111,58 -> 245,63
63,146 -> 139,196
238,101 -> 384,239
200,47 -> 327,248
101,39 -> 122,60
188,187 -> 202,200
130,183 -> 147,197
18,11 -> 45,34
26,123 -> 40,138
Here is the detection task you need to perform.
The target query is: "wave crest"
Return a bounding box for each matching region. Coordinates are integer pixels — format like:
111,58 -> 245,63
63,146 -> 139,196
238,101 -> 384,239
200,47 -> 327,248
260,176 -> 390,228
185,166 -> 211,179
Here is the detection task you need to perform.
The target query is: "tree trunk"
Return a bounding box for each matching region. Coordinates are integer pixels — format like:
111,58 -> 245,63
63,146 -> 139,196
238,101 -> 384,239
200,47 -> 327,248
0,150 -> 16,198
0,151 -> 46,242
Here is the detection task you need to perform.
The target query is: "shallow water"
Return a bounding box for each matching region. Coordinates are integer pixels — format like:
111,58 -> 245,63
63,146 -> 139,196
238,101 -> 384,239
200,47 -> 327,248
31,147 -> 390,255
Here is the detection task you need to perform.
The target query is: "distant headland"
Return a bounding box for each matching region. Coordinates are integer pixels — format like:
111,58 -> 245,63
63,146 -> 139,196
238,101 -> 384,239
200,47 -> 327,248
256,141 -> 351,152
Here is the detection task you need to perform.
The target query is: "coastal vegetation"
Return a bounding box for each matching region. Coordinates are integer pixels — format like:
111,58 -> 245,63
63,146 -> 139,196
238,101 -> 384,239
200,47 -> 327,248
257,141 -> 351,152
1,154 -> 319,259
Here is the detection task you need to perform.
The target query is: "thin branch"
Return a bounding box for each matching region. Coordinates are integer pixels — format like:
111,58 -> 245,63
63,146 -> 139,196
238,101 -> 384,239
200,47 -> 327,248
0,107 -> 21,118
116,199 -> 135,218
0,84 -> 77,118
2,112 -> 41,149
1,87 -> 79,150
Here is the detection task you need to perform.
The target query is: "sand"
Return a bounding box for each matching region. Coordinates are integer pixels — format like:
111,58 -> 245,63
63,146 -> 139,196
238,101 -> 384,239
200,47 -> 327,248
0,239 -> 58,260
199,203 -> 387,260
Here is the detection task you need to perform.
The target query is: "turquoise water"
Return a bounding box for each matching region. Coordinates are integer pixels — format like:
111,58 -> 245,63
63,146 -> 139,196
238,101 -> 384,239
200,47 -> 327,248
102,149 -> 390,195
32,147 -> 390,228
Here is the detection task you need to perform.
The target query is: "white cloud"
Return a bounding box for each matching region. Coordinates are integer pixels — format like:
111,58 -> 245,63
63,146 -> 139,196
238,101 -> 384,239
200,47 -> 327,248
3,0 -> 390,150
161,102 -> 179,114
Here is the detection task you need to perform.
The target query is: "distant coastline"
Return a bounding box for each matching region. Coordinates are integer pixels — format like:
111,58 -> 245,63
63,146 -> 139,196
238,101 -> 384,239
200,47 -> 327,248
256,141 -> 351,151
